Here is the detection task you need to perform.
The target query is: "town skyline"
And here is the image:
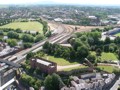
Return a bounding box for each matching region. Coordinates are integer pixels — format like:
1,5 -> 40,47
1,0 -> 120,6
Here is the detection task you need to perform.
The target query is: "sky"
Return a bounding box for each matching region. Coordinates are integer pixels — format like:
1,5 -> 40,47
0,0 -> 120,5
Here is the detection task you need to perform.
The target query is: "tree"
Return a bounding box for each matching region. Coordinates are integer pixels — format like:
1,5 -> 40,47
26,52 -> 35,60
104,45 -> 109,52
104,37 -> 111,44
35,34 -> 44,43
80,35 -> 87,41
88,37 -> 94,46
77,46 -> 89,59
45,30 -> 51,37
15,28 -> 22,33
0,30 -> 4,35
114,37 -> 120,44
44,73 -> 65,90
72,39 -> 83,51
88,32 -> 101,45
61,47 -> 70,59
22,34 -> 34,42
54,46 -> 62,57
7,39 -> 17,47
23,43 -> 32,49
7,31 -> 19,39
96,48 -> 102,56
43,41 -> 50,50
117,49 -> 120,59
87,54 -> 96,63
70,48 -> 76,60
109,43 -> 117,52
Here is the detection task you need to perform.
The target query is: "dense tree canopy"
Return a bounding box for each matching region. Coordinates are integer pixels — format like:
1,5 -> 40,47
22,34 -> 34,42
7,31 -> 19,39
44,73 -> 65,90
7,39 -> 17,47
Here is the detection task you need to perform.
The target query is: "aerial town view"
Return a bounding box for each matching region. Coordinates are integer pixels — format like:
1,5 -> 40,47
0,0 -> 120,90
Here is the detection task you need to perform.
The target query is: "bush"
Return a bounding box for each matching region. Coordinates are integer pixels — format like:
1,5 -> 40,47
7,39 -> 17,47
15,28 -> 22,33
20,74 -> 42,90
22,34 -> 34,42
23,43 -> 32,49
7,31 -> 19,39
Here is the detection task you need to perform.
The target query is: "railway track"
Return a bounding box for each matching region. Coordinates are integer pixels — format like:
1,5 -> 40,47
6,23 -> 75,63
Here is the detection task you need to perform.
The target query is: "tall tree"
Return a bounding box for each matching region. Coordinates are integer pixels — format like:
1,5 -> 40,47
44,73 -> 65,90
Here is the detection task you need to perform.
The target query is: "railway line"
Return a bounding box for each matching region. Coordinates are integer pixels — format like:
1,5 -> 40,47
5,23 -> 75,63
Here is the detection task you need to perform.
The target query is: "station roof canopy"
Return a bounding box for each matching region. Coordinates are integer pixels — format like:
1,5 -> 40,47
0,59 -> 21,68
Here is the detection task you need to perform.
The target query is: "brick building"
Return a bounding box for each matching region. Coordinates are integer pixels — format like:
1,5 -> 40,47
30,58 -> 57,74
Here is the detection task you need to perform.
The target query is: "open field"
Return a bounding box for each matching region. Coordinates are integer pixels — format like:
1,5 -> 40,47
115,33 -> 120,37
43,55 -> 79,66
97,65 -> 115,73
91,52 -> 118,61
0,21 -> 43,33
68,25 -> 104,32
62,65 -> 87,71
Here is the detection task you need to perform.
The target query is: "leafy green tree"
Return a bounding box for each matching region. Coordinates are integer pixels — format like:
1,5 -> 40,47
35,34 -> 44,42
61,47 -> 70,59
70,48 -> 76,60
26,52 -> 35,60
43,41 -> 50,50
22,34 -> 34,42
45,30 -> 51,37
15,28 -> 22,33
104,45 -> 109,52
77,46 -> 89,59
88,37 -> 94,46
72,39 -> 83,51
114,37 -> 120,44
87,54 -> 96,63
80,35 -> 87,41
44,73 -> 65,90
54,46 -> 62,57
88,32 -> 101,44
117,49 -> 120,59
96,48 -> 102,56
7,39 -> 17,47
104,37 -> 111,44
0,30 -> 4,35
109,43 -> 117,52
7,31 -> 19,39
23,43 -> 32,49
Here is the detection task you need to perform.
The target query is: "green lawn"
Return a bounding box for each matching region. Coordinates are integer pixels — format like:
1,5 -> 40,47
115,33 -> 120,37
63,66 -> 87,71
91,52 -> 118,61
97,65 -> 115,73
43,55 -> 79,66
0,21 -> 43,33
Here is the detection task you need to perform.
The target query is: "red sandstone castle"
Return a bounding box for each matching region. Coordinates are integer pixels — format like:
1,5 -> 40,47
30,57 -> 57,74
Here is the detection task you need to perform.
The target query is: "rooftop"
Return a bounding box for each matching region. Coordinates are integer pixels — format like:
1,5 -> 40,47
33,58 -> 52,66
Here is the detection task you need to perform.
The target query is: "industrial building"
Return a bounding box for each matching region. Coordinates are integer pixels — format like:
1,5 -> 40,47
30,58 -> 57,74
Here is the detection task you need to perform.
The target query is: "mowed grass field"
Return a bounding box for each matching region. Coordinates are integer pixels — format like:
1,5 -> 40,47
0,21 -> 43,33
43,55 -> 79,66
91,52 -> 118,61
115,33 -> 120,37
97,65 -> 115,73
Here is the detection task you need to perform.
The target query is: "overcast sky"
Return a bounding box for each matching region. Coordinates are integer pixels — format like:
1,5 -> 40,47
0,0 -> 120,5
